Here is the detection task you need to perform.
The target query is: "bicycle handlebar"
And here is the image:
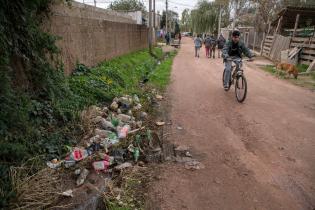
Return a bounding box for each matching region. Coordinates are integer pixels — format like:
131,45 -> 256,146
226,57 -> 254,62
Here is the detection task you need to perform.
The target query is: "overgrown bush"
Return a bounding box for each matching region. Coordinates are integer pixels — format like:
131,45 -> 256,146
0,0 -> 81,207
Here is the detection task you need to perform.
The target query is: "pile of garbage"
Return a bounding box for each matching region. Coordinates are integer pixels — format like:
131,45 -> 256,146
46,94 -> 163,188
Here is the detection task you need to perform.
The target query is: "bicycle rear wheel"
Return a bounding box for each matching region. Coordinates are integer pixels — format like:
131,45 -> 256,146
235,74 -> 247,103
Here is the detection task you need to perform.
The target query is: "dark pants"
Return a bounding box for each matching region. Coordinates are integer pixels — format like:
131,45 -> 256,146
205,47 -> 210,57
210,46 -> 216,58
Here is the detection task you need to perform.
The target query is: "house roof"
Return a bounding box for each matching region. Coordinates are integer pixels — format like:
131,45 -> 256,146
271,6 -> 315,28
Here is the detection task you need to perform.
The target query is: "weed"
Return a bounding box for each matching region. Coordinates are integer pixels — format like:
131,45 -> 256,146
149,51 -> 177,90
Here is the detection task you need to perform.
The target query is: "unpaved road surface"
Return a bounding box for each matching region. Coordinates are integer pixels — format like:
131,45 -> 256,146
148,38 -> 315,210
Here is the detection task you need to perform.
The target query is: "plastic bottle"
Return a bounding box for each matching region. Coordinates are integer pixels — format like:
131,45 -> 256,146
69,148 -> 92,161
134,147 -> 140,162
93,160 -> 111,171
118,125 -> 131,139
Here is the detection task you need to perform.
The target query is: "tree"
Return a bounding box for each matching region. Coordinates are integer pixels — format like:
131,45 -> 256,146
160,10 -> 179,30
181,9 -> 192,32
109,0 -> 146,12
175,21 -> 180,34
191,0 -> 220,34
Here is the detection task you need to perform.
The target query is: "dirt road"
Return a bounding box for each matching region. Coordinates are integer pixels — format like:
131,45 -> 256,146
148,37 -> 315,210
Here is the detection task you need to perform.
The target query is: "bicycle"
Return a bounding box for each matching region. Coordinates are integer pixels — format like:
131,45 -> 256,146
222,57 -> 253,103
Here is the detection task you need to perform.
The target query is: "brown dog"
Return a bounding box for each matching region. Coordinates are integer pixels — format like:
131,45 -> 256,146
276,63 -> 298,79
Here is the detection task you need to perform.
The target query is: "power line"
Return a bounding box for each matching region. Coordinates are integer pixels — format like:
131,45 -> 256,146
168,0 -> 195,8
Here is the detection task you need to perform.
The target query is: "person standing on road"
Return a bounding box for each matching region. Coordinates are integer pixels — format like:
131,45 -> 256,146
222,30 -> 253,90
178,33 -> 182,45
209,35 -> 217,59
194,34 -> 203,58
204,35 -> 211,58
217,34 -> 226,58
165,32 -> 170,45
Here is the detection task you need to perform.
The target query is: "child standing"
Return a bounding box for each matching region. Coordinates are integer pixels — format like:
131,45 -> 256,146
194,34 -> 203,58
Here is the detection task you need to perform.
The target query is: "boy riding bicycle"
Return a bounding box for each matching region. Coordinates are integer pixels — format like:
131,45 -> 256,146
222,30 -> 254,90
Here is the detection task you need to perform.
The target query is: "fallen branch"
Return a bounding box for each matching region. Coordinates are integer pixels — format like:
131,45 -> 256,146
129,126 -> 146,135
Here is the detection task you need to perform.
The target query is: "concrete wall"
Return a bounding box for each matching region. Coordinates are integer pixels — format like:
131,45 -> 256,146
126,11 -> 143,25
46,1 -> 148,75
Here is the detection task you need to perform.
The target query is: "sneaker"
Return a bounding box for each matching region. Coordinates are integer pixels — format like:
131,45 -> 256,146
224,86 -> 229,91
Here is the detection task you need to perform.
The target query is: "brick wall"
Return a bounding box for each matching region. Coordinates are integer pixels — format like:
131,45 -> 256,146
46,1 -> 148,75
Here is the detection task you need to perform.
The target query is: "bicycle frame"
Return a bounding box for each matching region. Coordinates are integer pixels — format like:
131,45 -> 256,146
228,57 -> 243,83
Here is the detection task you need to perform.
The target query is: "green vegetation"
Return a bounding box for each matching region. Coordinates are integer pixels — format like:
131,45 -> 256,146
0,0 -> 174,207
262,64 -> 309,74
69,48 -> 164,106
149,51 -> 177,90
0,1 -> 75,207
262,65 -> 276,74
261,64 -> 315,90
109,0 -> 146,13
296,64 -> 309,73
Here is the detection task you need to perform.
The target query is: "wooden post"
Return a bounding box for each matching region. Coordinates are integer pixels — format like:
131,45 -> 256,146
217,5 -> 222,39
165,0 -> 168,33
260,32 -> 265,55
149,0 -> 152,52
275,16 -> 283,35
267,22 -> 271,34
292,14 -> 300,37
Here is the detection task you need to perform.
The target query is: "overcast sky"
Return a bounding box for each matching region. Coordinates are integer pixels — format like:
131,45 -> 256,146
74,0 -> 204,17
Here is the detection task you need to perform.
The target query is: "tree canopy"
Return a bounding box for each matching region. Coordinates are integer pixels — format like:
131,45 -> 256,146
108,0 -> 146,12
160,10 -> 179,30
181,9 -> 192,32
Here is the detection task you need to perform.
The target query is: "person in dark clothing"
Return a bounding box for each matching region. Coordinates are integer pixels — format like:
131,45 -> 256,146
178,33 -> 182,45
204,35 -> 211,58
222,30 -> 253,90
217,34 -> 226,58
209,35 -> 217,58
165,32 -> 170,45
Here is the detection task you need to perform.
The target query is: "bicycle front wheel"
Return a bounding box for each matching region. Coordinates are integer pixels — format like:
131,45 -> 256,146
235,75 -> 247,103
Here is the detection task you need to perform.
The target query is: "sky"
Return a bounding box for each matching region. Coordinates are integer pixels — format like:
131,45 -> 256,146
74,0 -> 202,17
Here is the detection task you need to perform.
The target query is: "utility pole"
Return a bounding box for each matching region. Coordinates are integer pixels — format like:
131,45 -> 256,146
94,0 -> 96,7
153,0 -> 156,45
149,0 -> 152,53
153,0 -> 156,29
166,0 -> 168,33
232,0 -> 240,30
217,4 -> 222,38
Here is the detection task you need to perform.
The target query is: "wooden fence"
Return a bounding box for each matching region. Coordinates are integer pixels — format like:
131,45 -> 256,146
262,35 -> 315,65
262,35 -> 274,57
289,37 -> 315,65
270,35 -> 291,61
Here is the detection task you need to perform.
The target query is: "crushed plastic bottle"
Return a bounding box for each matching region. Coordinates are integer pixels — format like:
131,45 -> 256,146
93,160 -> 111,171
76,168 -> 89,186
134,147 -> 140,162
46,159 -> 63,169
69,147 -> 92,162
118,125 -> 131,139
64,160 -> 76,168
